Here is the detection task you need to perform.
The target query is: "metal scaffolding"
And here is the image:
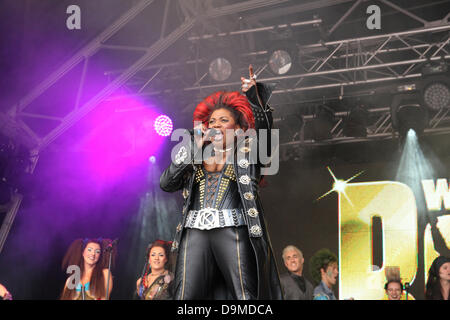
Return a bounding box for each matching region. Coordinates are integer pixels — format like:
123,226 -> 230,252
102,1 -> 450,151
6,0 -> 288,152
110,1 -> 450,108
2,0 -> 449,157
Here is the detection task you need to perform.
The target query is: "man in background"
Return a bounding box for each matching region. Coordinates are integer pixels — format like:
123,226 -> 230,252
310,248 -> 339,300
279,245 -> 314,300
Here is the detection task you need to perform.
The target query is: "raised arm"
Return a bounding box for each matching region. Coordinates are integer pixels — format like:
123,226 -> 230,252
241,65 -> 275,130
240,65 -> 276,165
428,210 -> 450,256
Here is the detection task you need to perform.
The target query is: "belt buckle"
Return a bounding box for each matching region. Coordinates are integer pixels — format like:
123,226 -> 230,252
196,208 -> 219,230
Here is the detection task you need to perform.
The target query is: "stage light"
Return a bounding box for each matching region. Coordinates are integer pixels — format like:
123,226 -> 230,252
390,93 -> 428,137
342,105 -> 369,138
395,73 -> 450,112
423,80 -> 450,111
154,115 -> 173,137
148,156 -> 156,164
209,57 -> 232,82
394,104 -> 426,137
420,62 -> 450,111
268,50 -> 292,75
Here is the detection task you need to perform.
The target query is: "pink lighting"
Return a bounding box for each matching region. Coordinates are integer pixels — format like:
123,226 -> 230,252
78,97 -> 167,182
154,115 -> 173,137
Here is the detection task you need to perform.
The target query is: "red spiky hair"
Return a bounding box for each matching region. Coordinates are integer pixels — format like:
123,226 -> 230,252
193,91 -> 255,130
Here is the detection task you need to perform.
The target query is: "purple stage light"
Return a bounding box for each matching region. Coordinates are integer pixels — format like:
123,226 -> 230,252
154,115 -> 173,137
81,97 -> 166,181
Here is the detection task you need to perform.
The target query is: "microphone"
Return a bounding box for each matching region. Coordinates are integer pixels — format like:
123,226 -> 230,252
188,128 -> 220,138
205,128 -> 220,138
104,239 -> 118,252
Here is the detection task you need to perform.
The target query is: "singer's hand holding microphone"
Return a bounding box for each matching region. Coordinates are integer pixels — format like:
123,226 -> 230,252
193,123 -> 220,149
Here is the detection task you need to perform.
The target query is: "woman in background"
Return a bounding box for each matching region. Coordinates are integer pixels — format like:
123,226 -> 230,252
136,240 -> 173,300
60,238 -> 116,300
425,255 -> 450,300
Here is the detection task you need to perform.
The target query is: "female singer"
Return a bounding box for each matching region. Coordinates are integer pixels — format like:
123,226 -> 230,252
160,66 -> 282,300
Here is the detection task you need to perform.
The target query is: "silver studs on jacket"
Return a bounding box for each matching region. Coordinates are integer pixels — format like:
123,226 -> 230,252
239,175 -> 251,185
247,207 -> 259,218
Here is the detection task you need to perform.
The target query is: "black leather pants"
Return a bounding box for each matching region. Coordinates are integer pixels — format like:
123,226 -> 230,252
173,226 -> 257,300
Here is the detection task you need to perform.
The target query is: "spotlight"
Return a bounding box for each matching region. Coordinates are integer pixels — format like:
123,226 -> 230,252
154,115 -> 173,137
390,93 -> 428,137
342,105 -> 369,138
420,61 -> 450,111
423,82 -> 450,110
209,57 -> 232,82
268,50 -> 292,75
148,156 -> 156,164
421,75 -> 450,111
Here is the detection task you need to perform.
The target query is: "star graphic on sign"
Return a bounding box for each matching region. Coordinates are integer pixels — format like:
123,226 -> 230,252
316,166 -> 365,206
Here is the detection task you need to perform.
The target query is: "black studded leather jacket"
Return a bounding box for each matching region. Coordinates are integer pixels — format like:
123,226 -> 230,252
160,82 -> 283,299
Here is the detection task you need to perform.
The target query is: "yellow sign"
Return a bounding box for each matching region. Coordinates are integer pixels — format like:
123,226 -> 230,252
339,182 -> 418,300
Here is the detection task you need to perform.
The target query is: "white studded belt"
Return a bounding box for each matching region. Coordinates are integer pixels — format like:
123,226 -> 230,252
185,208 -> 246,230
